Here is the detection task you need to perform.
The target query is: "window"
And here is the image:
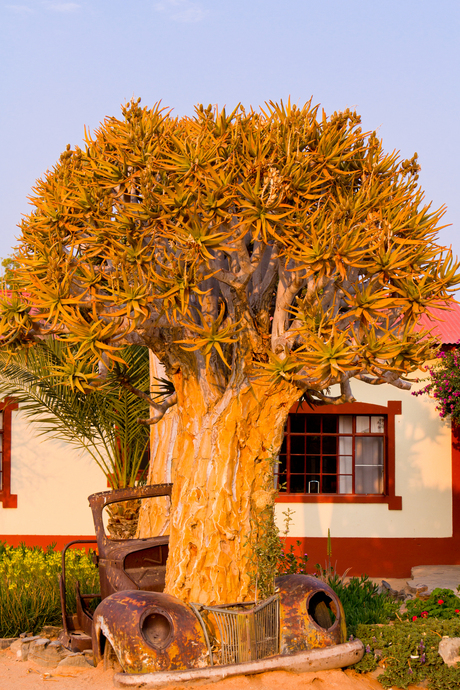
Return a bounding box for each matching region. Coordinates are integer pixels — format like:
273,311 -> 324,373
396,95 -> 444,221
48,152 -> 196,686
275,401 -> 402,510
0,398 -> 18,508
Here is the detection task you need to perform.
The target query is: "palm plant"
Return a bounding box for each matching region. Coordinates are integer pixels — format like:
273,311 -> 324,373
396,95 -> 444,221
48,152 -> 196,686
0,339 -> 151,490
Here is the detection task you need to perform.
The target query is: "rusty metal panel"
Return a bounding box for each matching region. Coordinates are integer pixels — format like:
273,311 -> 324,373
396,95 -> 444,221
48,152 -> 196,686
275,574 -> 346,654
93,590 -> 208,674
88,484 -> 172,600
60,486 -> 173,652
88,483 -> 172,550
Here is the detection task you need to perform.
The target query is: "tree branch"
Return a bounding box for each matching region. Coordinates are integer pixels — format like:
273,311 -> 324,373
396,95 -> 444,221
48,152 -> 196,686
117,377 -> 178,417
295,373 -> 357,405
271,264 -> 306,354
138,392 -> 178,425
250,243 -> 280,312
354,372 -> 411,390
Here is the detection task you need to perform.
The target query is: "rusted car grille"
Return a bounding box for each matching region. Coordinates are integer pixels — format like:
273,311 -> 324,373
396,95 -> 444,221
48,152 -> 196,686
190,594 -> 279,665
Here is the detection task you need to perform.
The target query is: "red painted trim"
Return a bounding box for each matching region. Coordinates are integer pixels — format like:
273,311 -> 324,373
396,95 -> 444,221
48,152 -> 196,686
277,400 -> 403,510
276,494 -> 398,505
282,422 -> 460,578
0,535 -> 97,551
0,399 -> 19,508
283,535 -> 460,578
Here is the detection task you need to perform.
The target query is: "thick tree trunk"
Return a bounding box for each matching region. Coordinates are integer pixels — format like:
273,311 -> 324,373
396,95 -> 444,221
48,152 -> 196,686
162,374 -> 300,605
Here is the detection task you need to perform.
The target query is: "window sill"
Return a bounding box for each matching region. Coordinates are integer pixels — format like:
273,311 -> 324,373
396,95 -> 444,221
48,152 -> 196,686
0,493 -> 18,508
275,493 -> 403,510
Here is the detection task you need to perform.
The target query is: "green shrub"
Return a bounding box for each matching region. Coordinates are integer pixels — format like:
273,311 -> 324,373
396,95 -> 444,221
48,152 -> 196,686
327,574 -> 399,636
0,542 -> 99,638
353,619 -> 460,690
404,587 -> 460,622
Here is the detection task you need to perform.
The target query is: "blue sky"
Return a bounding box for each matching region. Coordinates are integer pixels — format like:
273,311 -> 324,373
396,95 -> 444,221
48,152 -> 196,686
1,0 -> 459,268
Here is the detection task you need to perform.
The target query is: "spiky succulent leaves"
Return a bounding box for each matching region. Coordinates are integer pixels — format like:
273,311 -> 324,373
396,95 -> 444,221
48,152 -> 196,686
175,301 -> 242,370
0,340 -> 150,489
2,98 -> 459,405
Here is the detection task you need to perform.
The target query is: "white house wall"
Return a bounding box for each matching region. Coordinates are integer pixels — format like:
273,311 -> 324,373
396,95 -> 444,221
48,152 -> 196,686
275,375 -> 453,540
1,374 -> 452,542
0,410 -> 107,536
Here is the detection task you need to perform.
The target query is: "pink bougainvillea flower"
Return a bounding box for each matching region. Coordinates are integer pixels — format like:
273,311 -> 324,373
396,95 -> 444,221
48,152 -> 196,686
438,599 -> 444,605
412,615 -> 418,621
421,611 -> 428,618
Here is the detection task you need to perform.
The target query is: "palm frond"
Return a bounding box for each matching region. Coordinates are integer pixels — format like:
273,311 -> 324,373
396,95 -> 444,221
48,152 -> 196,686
0,339 -> 151,489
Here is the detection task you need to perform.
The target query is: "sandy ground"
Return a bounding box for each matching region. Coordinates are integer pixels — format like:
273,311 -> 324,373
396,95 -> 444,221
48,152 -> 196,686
0,649 -> 430,690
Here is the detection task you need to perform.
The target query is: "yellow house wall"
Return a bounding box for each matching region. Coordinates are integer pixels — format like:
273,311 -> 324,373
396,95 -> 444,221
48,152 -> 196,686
0,410 -> 107,535
275,375 -> 453,539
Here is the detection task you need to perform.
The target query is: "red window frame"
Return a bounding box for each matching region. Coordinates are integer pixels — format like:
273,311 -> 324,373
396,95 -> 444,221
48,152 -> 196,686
275,400 -> 402,510
0,398 -> 18,509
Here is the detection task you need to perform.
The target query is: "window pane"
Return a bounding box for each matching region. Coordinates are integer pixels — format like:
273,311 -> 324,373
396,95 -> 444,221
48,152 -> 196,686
290,414 -> 305,433
339,415 -> 353,433
0,412 -> 3,430
338,475 -> 352,494
290,475 -> 306,493
339,455 -> 352,474
355,466 -> 384,494
323,456 -> 337,474
322,416 -> 337,434
282,411 -> 387,497
280,436 -> 287,454
322,475 -> 337,493
371,416 -> 385,433
306,416 -> 321,433
356,416 -> 370,433
306,436 -> 321,454
306,476 -> 320,493
306,456 -> 320,473
356,437 -> 384,466
290,435 -> 305,454
339,436 -> 352,455
322,436 -> 337,455
290,455 -> 305,473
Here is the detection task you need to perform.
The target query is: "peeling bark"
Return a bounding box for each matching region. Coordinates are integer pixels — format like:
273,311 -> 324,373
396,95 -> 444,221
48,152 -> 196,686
161,374 -> 300,605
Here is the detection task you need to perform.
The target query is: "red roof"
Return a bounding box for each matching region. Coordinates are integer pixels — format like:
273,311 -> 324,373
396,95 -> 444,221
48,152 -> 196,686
417,302 -> 460,344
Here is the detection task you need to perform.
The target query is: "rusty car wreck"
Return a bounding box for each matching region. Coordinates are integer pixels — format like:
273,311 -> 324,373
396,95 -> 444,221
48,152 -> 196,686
59,484 -> 363,683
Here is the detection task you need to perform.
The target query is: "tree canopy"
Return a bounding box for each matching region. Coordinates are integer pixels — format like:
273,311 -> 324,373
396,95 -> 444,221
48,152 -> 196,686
1,98 -> 457,405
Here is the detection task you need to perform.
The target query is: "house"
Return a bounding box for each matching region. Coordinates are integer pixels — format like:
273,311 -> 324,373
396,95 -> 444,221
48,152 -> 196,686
1,304 -> 460,579
276,302 -> 460,577
0,404 -> 107,550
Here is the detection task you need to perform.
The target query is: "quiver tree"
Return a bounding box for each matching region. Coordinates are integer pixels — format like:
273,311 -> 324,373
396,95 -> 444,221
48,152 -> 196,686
1,98 -> 459,605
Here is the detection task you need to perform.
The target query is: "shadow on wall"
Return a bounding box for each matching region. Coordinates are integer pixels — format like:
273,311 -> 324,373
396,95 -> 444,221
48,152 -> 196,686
4,412 -> 106,534
402,390 -> 452,494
